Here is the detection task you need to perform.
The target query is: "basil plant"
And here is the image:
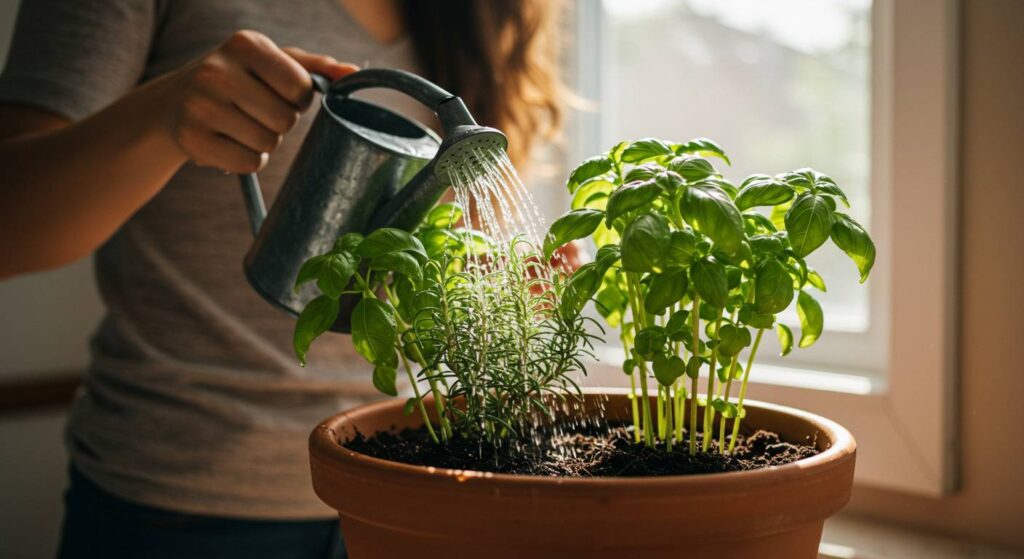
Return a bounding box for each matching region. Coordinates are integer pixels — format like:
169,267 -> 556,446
545,138 -> 875,454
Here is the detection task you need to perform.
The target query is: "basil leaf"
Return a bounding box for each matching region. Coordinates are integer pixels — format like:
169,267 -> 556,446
644,269 -> 689,315
735,174 -> 795,211
806,268 -> 827,291
605,179 -> 660,226
621,138 -> 674,163
560,262 -> 602,317
356,228 -> 427,262
620,213 -> 670,273
634,326 -> 668,360
652,354 -> 686,386
293,295 -> 340,366
749,234 -> 785,257
418,228 -> 463,259
351,297 -> 398,365
685,356 -> 702,379
567,155 -> 613,193
316,252 -> 356,299
334,232 -> 364,253
372,364 -> 399,396
743,211 -> 778,234
785,193 -> 834,257
370,251 -> 422,283
424,203 -> 464,229
571,178 -> 615,210
831,212 -> 876,283
666,309 -> 691,341
543,209 -> 605,259
673,137 -> 731,165
776,323 -> 794,356
294,254 -> 328,291
754,258 -> 795,314
690,257 -> 729,308
717,323 -> 751,357
665,229 -> 699,268
667,155 -> 716,182
738,303 -> 775,329
623,163 -> 661,183
680,182 -> 745,255
594,272 -> 628,328
796,290 -> 824,348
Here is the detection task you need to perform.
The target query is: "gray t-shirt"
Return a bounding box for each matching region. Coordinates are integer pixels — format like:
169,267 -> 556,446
0,0 -> 435,519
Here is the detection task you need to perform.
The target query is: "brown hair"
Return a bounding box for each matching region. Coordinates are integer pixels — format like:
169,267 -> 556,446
402,0 -> 564,166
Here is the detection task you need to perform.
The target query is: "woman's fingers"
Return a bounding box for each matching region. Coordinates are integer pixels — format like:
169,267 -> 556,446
224,69 -> 301,134
204,99 -> 282,154
282,46 -> 360,82
223,31 -> 314,109
183,125 -> 267,174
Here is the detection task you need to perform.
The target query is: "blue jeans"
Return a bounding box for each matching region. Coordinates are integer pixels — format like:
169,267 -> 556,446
57,466 -> 346,559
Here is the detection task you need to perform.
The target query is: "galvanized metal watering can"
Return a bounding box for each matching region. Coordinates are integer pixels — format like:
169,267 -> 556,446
238,68 -> 507,332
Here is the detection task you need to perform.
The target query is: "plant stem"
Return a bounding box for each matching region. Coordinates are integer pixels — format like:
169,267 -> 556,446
625,273 -> 655,446
674,377 -> 685,441
397,343 -> 439,443
689,295 -> 701,455
717,354 -> 741,449
702,313 -> 723,453
657,384 -> 666,440
665,383 -> 674,452
384,283 -> 452,440
620,328 -> 641,442
728,328 -> 765,454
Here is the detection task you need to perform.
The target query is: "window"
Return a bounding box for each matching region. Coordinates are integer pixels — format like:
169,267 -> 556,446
547,0 -> 959,495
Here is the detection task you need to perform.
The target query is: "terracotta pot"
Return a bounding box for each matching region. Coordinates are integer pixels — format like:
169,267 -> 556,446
309,391 -> 855,559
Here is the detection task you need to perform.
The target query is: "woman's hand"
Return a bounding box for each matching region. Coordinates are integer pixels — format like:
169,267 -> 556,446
161,30 -> 358,173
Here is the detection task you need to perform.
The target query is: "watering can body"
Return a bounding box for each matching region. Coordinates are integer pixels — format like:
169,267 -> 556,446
239,69 -> 506,332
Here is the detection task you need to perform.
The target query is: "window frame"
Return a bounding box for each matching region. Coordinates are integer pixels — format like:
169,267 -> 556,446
568,0 -> 959,496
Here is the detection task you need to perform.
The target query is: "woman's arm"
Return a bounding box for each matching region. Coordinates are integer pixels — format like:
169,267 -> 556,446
0,31 -> 356,279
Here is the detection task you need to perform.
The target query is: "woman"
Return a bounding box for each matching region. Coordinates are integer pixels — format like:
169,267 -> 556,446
0,1 -> 561,557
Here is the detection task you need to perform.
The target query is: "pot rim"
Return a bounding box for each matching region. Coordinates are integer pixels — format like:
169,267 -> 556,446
310,388 -> 856,491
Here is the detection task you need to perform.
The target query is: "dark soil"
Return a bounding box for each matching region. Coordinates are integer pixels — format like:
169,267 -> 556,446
345,423 -> 819,477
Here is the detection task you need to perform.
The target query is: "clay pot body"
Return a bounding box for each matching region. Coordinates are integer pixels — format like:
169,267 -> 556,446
309,392 -> 855,559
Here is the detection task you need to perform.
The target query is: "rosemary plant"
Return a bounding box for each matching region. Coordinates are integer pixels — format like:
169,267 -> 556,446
293,203 -> 599,446
545,138 -> 875,454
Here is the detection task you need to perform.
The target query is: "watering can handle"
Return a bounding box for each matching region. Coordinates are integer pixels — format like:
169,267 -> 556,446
238,73 -> 331,237
326,68 -> 477,131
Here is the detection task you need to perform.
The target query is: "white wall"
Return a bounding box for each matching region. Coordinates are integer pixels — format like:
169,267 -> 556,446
0,1 -> 103,556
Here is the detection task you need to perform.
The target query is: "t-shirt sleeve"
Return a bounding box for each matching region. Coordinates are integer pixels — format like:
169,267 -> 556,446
0,0 -> 157,120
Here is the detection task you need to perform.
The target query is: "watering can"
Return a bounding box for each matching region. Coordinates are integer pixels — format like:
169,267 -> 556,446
238,68 -> 507,332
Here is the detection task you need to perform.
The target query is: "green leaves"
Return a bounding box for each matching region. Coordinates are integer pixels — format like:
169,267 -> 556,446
796,291 -> 823,348
776,323 -> 794,356
620,213 -> 670,273
785,193 -> 834,257
543,209 -> 605,259
351,298 -> 397,366
831,212 -> 876,283
673,137 -> 731,165
653,354 -> 686,386
735,175 -> 795,211
667,155 -> 716,182
621,138 -> 674,163
356,228 -> 427,262
680,182 -> 745,255
424,203 -> 464,229
567,155 -> 613,193
372,365 -> 398,396
634,326 -> 667,359
754,258 -> 795,314
605,179 -> 661,226
716,324 -> 751,357
665,229 -> 699,268
690,257 -> 729,308
370,251 -> 422,283
644,269 -> 689,315
293,295 -> 340,366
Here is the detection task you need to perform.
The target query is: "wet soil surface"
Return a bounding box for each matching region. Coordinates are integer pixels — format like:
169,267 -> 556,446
345,424 -> 819,477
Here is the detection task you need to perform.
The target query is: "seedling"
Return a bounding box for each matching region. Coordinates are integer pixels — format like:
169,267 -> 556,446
545,138 -> 875,454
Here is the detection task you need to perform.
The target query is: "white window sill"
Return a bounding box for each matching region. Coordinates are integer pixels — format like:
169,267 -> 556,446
820,514 -> 1021,559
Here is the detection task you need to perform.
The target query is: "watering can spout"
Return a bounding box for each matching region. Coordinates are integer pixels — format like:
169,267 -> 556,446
368,97 -> 508,231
